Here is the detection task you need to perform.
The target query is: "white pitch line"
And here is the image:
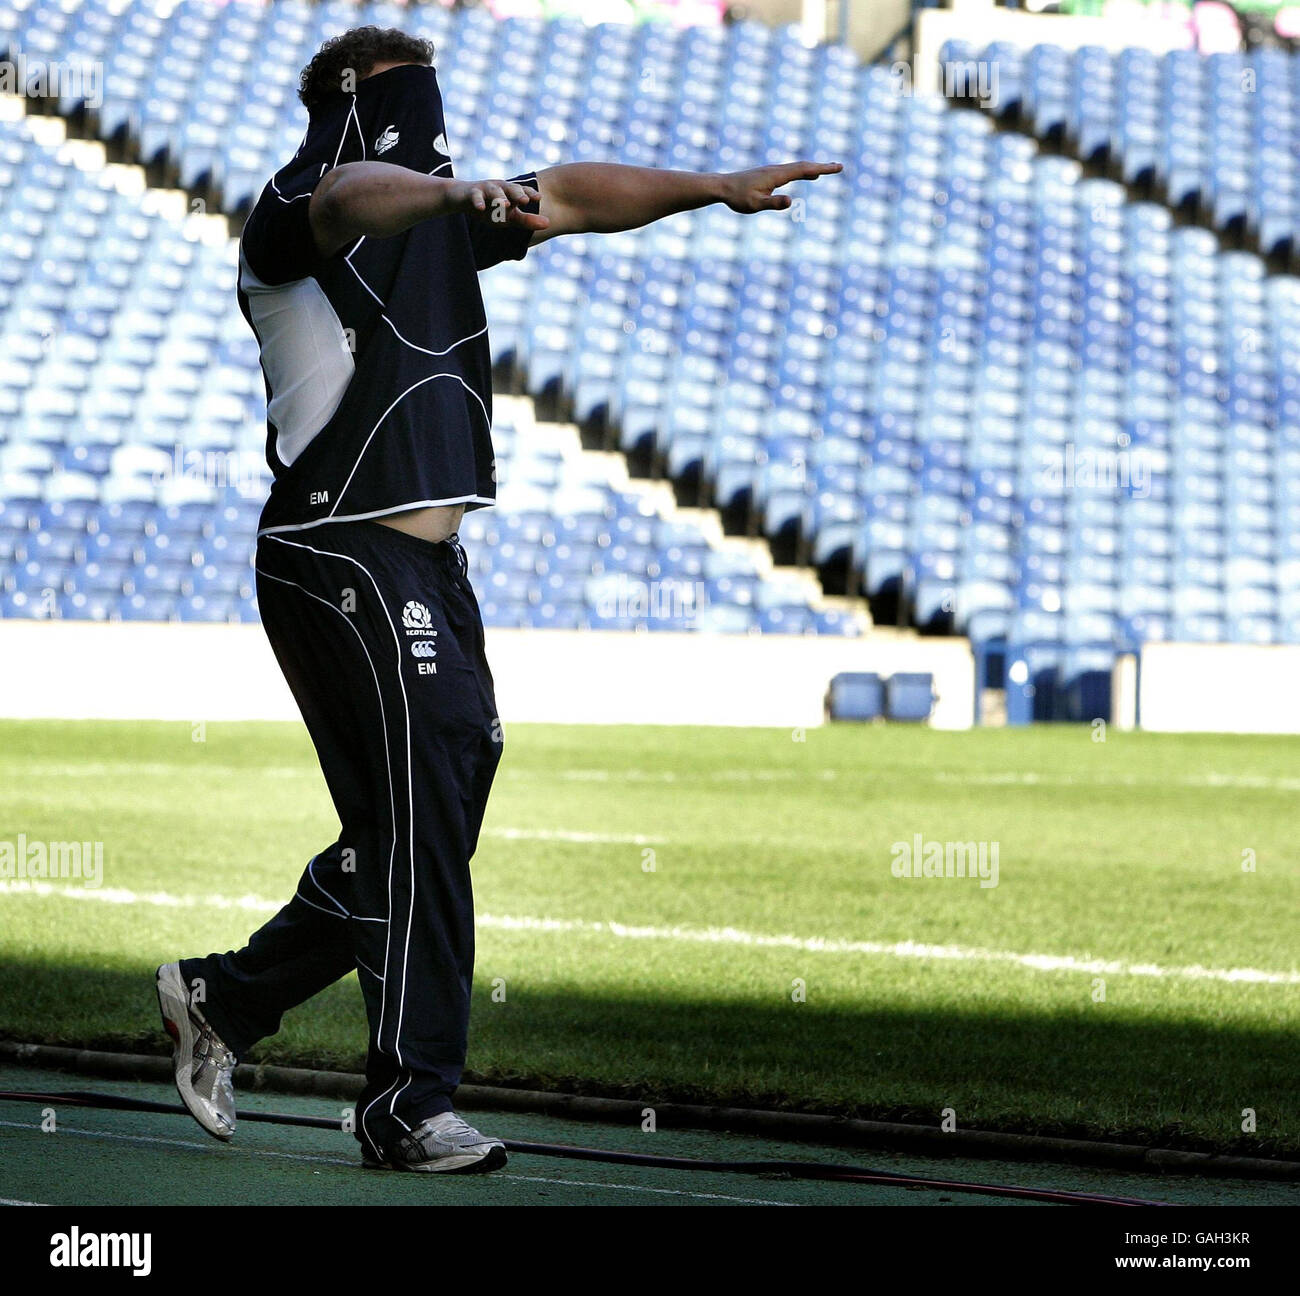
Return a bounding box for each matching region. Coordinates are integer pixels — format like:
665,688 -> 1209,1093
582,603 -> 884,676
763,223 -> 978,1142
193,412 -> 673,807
12,761 -> 1299,792
514,767 -> 1300,793
495,1172 -> 797,1206
485,828 -> 663,846
0,1121 -> 794,1206
8,762 -> 313,780
0,882 -> 278,913
2,882 -> 1296,986
0,1118 -> 356,1165
475,914 -> 1300,985
23,761 -> 1295,791
533,769 -> 840,784
932,770 -> 1300,793
0,1197 -> 48,1206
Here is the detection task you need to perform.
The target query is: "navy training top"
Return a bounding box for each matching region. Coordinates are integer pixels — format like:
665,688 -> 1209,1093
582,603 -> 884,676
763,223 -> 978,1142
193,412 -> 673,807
237,63 -> 538,535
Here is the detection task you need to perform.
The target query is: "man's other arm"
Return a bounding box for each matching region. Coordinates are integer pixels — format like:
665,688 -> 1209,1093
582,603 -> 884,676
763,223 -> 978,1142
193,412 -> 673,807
308,162 -> 549,257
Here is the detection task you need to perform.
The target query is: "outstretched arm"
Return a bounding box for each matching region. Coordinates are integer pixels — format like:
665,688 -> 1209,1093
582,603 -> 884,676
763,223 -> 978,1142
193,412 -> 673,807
308,162 -> 549,257
530,160 -> 842,243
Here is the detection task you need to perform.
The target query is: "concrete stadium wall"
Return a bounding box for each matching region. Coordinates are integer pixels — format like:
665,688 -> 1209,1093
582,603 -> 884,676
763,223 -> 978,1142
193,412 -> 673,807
789,0 -> 913,62
1137,643 -> 1300,735
0,621 -> 976,729
913,0 -> 1191,94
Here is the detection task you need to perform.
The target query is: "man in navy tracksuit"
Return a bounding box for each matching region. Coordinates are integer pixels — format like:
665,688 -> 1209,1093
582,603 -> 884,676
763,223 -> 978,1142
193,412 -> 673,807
155,25 -> 837,1173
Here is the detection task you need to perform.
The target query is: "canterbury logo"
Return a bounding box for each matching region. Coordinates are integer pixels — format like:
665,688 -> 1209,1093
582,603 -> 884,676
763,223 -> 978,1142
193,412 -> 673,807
375,124 -> 400,154
411,641 -> 437,659
401,601 -> 431,629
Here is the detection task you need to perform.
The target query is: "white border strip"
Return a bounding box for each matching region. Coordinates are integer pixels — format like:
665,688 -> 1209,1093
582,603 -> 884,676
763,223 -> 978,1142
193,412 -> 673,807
4,883 -> 1295,986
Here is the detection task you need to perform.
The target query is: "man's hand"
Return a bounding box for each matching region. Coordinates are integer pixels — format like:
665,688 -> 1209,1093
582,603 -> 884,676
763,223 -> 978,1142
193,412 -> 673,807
530,159 -> 843,244
718,161 -> 843,214
446,178 -> 550,233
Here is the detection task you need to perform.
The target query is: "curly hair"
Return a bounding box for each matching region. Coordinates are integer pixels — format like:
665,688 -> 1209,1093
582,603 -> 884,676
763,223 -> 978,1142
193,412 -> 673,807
298,27 -> 435,111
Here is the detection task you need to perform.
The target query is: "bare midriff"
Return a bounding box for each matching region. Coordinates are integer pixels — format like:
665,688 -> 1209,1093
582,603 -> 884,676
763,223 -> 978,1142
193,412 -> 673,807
373,503 -> 466,544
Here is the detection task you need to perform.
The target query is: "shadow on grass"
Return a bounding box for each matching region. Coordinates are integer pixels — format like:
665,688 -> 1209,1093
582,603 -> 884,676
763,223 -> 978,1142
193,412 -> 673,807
0,957 -> 1295,1158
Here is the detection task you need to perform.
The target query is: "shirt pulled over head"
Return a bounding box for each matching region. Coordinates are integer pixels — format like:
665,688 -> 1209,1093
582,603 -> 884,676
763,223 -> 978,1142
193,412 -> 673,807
238,62 -> 539,535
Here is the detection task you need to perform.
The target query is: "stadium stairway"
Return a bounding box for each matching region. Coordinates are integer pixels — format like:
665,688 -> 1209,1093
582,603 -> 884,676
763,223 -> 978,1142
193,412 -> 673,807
468,394 -> 868,634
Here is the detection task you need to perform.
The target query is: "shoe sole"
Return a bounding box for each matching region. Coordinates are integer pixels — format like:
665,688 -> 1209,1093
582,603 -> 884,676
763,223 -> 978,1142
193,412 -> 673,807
362,1145 -> 508,1175
155,962 -> 233,1143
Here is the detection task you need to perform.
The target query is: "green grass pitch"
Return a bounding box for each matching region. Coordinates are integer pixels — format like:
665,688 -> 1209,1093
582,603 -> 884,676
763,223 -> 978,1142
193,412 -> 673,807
0,718 -> 1296,1157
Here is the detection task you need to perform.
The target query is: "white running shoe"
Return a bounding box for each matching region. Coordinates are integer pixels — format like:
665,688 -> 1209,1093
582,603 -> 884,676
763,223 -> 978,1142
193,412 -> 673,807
156,962 -> 238,1141
363,1112 -> 508,1174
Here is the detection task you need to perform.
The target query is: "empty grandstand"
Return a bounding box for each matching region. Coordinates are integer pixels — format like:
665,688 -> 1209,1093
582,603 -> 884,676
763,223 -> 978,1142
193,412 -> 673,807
2,0 -> 1299,728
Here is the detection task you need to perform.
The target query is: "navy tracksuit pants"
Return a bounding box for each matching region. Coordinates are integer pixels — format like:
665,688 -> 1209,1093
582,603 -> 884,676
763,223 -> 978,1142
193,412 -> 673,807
180,521 -> 502,1159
